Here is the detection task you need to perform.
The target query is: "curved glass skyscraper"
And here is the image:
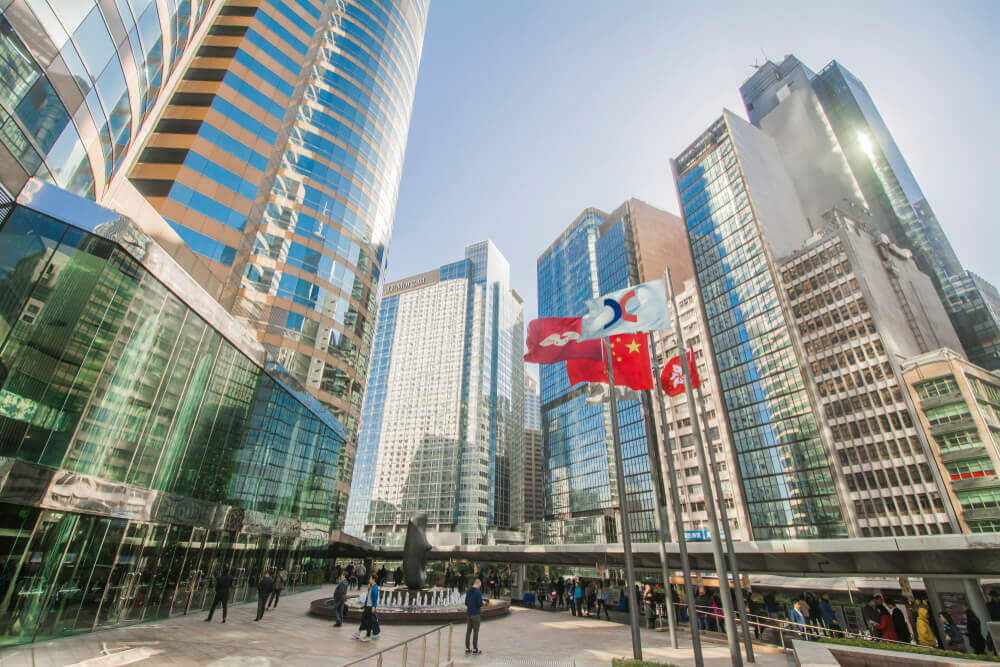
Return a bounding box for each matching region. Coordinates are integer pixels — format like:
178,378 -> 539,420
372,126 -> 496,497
129,0 -> 430,485
0,0 -> 216,200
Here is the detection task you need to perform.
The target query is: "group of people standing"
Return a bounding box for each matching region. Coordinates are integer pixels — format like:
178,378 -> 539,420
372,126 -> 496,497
531,577 -> 612,620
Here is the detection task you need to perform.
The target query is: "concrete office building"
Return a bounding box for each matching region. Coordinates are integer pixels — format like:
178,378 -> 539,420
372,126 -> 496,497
344,241 -> 524,546
532,198 -> 688,544
649,278 -> 750,542
741,55 -> 1000,371
902,349 -> 1000,533
778,208 -> 962,536
523,375 -> 544,524
0,182 -> 348,647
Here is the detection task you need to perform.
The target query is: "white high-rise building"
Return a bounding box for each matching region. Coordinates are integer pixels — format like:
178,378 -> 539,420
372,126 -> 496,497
345,241 -> 524,545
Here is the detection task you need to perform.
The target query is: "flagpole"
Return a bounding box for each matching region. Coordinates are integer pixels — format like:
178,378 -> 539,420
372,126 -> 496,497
639,381 -> 679,649
694,381 -> 755,662
603,336 -> 643,660
647,334 -> 703,664
666,269 -> 743,667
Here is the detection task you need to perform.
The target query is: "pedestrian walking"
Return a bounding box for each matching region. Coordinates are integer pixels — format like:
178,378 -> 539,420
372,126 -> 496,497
254,571 -> 274,621
573,580 -> 583,617
875,609 -> 898,641
267,568 -> 286,609
966,607 -> 986,654
644,584 -> 656,629
790,600 -> 807,638
862,597 -> 881,637
818,593 -> 841,637
205,570 -> 233,623
465,577 -> 483,655
696,586 -> 712,631
916,606 -> 937,647
332,572 -> 348,627
598,582 -> 611,620
891,600 -> 911,643
940,612 -> 965,652
353,573 -> 380,641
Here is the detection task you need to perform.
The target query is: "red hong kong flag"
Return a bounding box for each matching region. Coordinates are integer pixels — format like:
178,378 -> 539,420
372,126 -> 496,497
660,347 -> 700,396
524,317 -> 603,364
566,333 -> 654,391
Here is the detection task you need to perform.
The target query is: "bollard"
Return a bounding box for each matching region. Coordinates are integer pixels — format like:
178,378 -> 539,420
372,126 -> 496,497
421,635 -> 426,667
402,643 -> 408,667
436,627 -> 441,665
448,624 -> 453,660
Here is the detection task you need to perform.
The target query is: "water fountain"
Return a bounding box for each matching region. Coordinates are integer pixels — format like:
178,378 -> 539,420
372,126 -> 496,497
308,513 -> 510,623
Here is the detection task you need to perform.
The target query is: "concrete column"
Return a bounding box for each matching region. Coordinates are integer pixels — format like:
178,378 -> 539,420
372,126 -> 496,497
963,578 -> 991,652
923,578 -> 949,647
511,563 -> 527,600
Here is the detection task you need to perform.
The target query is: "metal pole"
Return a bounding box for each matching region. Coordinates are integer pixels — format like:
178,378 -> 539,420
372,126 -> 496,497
604,336 -> 643,660
695,383 -> 755,662
666,271 -> 742,667
640,386 -> 678,648
647,331 -> 703,666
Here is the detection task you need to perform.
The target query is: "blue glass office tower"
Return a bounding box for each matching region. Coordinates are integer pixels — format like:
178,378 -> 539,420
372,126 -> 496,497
672,113 -> 850,540
535,199 -> 684,544
741,55 -> 1000,371
345,241 -> 524,545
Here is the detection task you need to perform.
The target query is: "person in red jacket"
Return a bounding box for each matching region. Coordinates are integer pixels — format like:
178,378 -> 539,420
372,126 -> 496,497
875,612 -> 899,641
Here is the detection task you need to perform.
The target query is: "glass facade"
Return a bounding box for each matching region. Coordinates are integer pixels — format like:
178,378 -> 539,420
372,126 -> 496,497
535,206 -> 657,543
0,0 -> 216,199
0,183 -> 346,646
129,0 -> 432,481
345,242 -> 524,545
673,115 -> 848,539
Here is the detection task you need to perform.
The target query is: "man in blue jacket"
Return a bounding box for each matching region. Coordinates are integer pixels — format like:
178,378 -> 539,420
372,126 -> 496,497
465,578 -> 483,655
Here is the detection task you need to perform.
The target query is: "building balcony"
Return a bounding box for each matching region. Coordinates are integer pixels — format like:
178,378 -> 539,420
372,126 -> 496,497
929,416 -> 978,436
939,445 -> 989,463
919,390 -> 965,410
950,473 -> 1000,493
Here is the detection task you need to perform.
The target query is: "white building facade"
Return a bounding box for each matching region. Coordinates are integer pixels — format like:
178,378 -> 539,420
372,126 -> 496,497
345,241 -> 524,545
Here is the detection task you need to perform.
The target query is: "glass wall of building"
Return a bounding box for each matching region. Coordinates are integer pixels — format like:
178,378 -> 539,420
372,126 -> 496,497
673,115 -> 848,540
0,0 -> 217,199
535,206 -> 658,543
0,184 -> 346,646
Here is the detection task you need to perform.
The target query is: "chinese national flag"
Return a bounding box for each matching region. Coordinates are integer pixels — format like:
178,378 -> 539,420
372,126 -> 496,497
660,347 -> 700,396
566,333 -> 654,390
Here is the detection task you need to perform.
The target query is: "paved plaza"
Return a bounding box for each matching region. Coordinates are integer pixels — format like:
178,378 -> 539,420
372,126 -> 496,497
0,587 -> 794,667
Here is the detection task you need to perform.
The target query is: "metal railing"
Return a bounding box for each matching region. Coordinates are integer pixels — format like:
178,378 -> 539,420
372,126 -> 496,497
342,623 -> 453,667
676,602 -> 920,652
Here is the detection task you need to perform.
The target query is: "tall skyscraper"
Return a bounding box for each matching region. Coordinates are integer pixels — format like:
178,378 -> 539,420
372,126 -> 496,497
672,112 -> 850,539
534,198 -> 687,544
523,374 -> 544,524
0,0 -> 429,645
740,55 -> 1000,371
127,0 -> 430,447
778,208 -> 962,536
1,0 -> 431,527
650,278 -> 750,542
0,0 -> 218,201
345,240 -> 524,546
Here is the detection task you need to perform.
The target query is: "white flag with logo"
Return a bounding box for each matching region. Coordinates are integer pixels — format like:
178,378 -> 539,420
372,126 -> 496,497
580,279 -> 672,340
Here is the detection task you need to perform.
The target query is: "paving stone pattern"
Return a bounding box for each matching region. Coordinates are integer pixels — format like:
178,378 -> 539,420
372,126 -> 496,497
0,588 -> 794,666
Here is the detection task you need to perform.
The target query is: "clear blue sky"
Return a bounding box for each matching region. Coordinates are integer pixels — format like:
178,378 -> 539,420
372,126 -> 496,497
388,0 -> 1000,325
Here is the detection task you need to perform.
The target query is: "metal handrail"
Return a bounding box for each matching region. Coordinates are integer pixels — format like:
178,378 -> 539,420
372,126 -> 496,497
675,602 -> 920,651
341,622 -> 453,667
